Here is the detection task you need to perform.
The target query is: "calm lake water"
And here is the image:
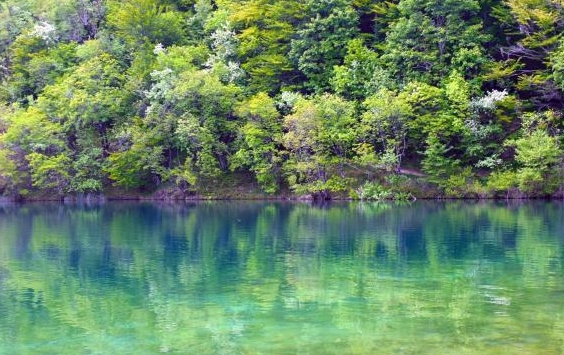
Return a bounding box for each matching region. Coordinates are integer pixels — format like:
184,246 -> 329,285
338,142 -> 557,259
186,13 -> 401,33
0,201 -> 563,355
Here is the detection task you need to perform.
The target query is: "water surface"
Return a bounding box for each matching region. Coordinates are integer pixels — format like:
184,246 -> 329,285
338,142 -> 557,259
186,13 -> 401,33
0,201 -> 563,354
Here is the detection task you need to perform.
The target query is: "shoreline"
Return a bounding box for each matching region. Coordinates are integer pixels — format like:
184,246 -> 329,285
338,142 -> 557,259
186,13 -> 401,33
2,193 -> 563,203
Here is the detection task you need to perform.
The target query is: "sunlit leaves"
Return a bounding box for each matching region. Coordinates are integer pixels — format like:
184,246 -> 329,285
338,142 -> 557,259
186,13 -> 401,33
331,38 -> 394,100
105,125 -> 164,189
360,89 -> 412,171
26,152 -> 71,195
232,92 -> 282,193
2,0 -> 564,198
282,93 -> 356,195
0,107 -> 67,194
216,0 -> 305,93
514,129 -> 561,168
38,53 -> 126,129
106,0 -> 186,46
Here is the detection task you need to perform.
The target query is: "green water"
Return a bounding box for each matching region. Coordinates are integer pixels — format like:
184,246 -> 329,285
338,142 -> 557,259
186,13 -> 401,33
0,201 -> 563,355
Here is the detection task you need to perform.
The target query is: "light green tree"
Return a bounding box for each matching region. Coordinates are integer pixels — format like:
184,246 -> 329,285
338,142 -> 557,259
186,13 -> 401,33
512,128 -> 562,194
0,107 -> 68,195
360,89 -> 412,172
232,92 -> 283,193
106,0 -> 186,47
225,0 -> 306,93
282,93 -> 356,197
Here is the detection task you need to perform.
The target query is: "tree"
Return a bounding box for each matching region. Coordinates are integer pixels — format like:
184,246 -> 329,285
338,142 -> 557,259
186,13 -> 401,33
232,92 -> 283,193
171,69 -> 242,178
38,53 -> 127,151
421,133 -> 461,185
27,152 -> 71,195
290,0 -> 359,92
382,0 -> 489,84
282,93 -> 356,197
360,88 -> 412,172
331,38 -> 394,101
499,0 -> 564,108
138,60 -> 242,182
71,135 -> 105,193
5,30 -> 60,102
0,107 -> 68,195
106,0 -> 186,47
550,39 -> 564,92
105,123 -> 164,189
2,0 -> 564,199
464,89 -> 514,171
224,0 -> 306,93
512,127 -> 562,194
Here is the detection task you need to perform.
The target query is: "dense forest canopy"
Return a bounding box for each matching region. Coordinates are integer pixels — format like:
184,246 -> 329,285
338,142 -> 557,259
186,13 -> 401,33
1,0 -> 564,199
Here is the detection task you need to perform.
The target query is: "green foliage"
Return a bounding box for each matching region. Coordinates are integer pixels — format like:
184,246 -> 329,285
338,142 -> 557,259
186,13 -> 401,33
225,0 -> 306,93
105,128 -> 164,190
170,69 -> 242,177
1,107 -> 66,154
513,129 -> 561,170
486,170 -> 518,195
552,40 -> 564,90
354,179 -> 415,201
2,0 -> 564,198
71,147 -> 104,193
290,0 -> 359,92
6,38 -> 78,102
27,152 -> 71,195
399,81 -> 444,137
382,0 -> 489,83
282,93 -> 356,195
0,147 -> 21,194
164,160 -> 198,190
501,0 -> 564,106
511,129 -> 562,194
0,107 -> 65,194
355,181 -> 392,200
38,53 -> 126,128
422,134 -> 461,186
106,0 -> 186,46
332,39 -> 394,100
360,89 -> 412,172
232,92 -> 282,193
441,167 -> 482,197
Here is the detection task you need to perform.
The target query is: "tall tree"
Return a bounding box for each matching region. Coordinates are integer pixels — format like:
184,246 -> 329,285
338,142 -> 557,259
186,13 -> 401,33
223,0 -> 306,93
382,0 -> 489,84
290,0 -> 359,92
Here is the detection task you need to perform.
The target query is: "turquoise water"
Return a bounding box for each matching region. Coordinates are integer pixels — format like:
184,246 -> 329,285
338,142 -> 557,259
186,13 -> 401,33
0,201 -> 563,354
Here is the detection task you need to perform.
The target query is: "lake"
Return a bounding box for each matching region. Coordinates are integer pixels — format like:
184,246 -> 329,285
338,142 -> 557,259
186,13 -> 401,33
0,201 -> 563,354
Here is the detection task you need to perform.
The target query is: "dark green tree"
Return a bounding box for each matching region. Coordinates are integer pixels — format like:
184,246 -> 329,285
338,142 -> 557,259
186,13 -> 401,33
290,0 -> 359,92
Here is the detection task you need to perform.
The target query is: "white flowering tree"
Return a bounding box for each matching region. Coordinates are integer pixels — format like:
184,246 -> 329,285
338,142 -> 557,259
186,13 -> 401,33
464,89 -> 511,170
204,22 -> 245,84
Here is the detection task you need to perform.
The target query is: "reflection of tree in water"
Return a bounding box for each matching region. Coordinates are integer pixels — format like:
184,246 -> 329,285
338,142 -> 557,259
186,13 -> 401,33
0,201 -> 563,354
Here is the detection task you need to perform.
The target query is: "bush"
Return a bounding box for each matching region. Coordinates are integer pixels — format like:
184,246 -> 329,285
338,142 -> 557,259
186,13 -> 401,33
486,170 -> 518,197
354,180 -> 415,201
443,167 -> 476,197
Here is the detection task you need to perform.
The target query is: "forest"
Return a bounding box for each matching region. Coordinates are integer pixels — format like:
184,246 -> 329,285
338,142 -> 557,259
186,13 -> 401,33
1,0 -> 564,200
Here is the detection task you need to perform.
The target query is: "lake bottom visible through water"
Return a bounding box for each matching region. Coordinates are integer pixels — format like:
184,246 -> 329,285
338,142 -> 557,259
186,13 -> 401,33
0,201 -> 563,354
